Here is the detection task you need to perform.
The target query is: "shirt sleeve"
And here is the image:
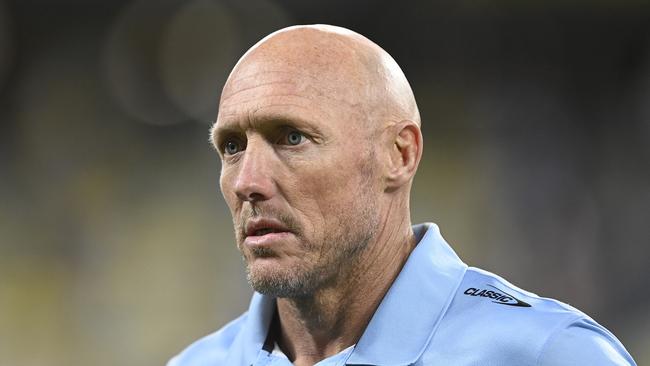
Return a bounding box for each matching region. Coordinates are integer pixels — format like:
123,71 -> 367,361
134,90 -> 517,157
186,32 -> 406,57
537,316 -> 637,366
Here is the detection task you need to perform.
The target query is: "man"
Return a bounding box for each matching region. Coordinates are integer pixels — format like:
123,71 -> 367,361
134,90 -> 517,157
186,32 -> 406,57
169,25 -> 636,365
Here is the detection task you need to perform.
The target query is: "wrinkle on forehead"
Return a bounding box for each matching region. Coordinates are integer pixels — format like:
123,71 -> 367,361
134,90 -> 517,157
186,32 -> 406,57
220,73 -> 363,116
220,70 -> 319,103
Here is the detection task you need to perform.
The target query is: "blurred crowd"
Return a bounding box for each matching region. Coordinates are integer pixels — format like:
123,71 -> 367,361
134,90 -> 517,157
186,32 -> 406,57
0,0 -> 648,365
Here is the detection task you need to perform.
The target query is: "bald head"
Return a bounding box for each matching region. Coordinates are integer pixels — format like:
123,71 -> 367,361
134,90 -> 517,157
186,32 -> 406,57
219,25 -> 420,130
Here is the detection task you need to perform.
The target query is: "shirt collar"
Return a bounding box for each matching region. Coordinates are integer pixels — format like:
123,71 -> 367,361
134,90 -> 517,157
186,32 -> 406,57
346,223 -> 467,365
228,292 -> 276,366
234,223 -> 467,366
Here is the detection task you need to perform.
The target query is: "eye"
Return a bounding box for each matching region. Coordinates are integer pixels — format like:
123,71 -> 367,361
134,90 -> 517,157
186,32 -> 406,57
224,140 -> 243,155
285,130 -> 305,146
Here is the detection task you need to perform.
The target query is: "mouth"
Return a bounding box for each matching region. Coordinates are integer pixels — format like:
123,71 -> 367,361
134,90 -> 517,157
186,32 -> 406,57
250,227 -> 284,236
243,218 -> 294,247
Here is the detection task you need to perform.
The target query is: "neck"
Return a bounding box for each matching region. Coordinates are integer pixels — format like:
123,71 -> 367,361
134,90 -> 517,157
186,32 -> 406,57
274,208 -> 416,366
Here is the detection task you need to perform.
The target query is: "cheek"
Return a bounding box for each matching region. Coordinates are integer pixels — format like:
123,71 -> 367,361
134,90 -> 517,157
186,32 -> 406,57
291,156 -> 368,224
219,167 -> 238,213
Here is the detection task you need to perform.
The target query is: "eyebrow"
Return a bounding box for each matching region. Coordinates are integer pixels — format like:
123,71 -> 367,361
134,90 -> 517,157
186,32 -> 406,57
209,123 -> 236,150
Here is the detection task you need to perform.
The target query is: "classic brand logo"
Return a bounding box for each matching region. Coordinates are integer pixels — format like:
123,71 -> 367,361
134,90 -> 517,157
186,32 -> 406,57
463,284 -> 532,307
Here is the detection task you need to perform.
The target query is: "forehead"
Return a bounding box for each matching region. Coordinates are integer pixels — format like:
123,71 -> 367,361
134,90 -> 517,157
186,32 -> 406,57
215,62 -> 366,133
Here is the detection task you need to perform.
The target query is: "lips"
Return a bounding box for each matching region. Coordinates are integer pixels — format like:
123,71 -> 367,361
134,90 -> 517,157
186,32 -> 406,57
243,219 -> 293,250
244,218 -> 293,242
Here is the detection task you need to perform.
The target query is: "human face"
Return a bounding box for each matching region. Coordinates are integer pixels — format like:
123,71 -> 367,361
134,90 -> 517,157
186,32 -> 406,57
212,62 -> 382,298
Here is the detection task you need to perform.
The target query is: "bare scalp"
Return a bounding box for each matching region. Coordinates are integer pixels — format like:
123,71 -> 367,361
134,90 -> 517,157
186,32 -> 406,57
215,24 -> 420,140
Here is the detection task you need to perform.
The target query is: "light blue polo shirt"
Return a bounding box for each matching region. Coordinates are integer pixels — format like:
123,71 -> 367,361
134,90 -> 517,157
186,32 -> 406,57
168,223 -> 636,365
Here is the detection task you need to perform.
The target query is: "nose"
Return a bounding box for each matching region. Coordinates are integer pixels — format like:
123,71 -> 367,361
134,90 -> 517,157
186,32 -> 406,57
233,138 -> 276,203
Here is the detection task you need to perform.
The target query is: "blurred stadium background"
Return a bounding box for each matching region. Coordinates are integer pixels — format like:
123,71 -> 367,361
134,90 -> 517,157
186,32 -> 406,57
0,0 -> 648,365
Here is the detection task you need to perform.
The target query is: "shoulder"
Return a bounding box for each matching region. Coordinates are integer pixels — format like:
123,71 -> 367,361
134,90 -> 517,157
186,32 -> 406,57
537,316 -> 637,365
167,312 -> 248,366
425,267 -> 636,365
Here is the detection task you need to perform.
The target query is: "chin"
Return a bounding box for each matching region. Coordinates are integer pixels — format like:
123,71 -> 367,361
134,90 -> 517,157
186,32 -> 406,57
246,262 -> 318,298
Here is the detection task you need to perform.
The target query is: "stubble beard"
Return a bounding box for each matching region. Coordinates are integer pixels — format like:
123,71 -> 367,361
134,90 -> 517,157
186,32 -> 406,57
237,187 -> 380,298
244,205 -> 379,298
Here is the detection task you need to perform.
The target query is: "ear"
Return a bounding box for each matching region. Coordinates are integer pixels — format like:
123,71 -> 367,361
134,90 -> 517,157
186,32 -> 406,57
385,120 -> 423,190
